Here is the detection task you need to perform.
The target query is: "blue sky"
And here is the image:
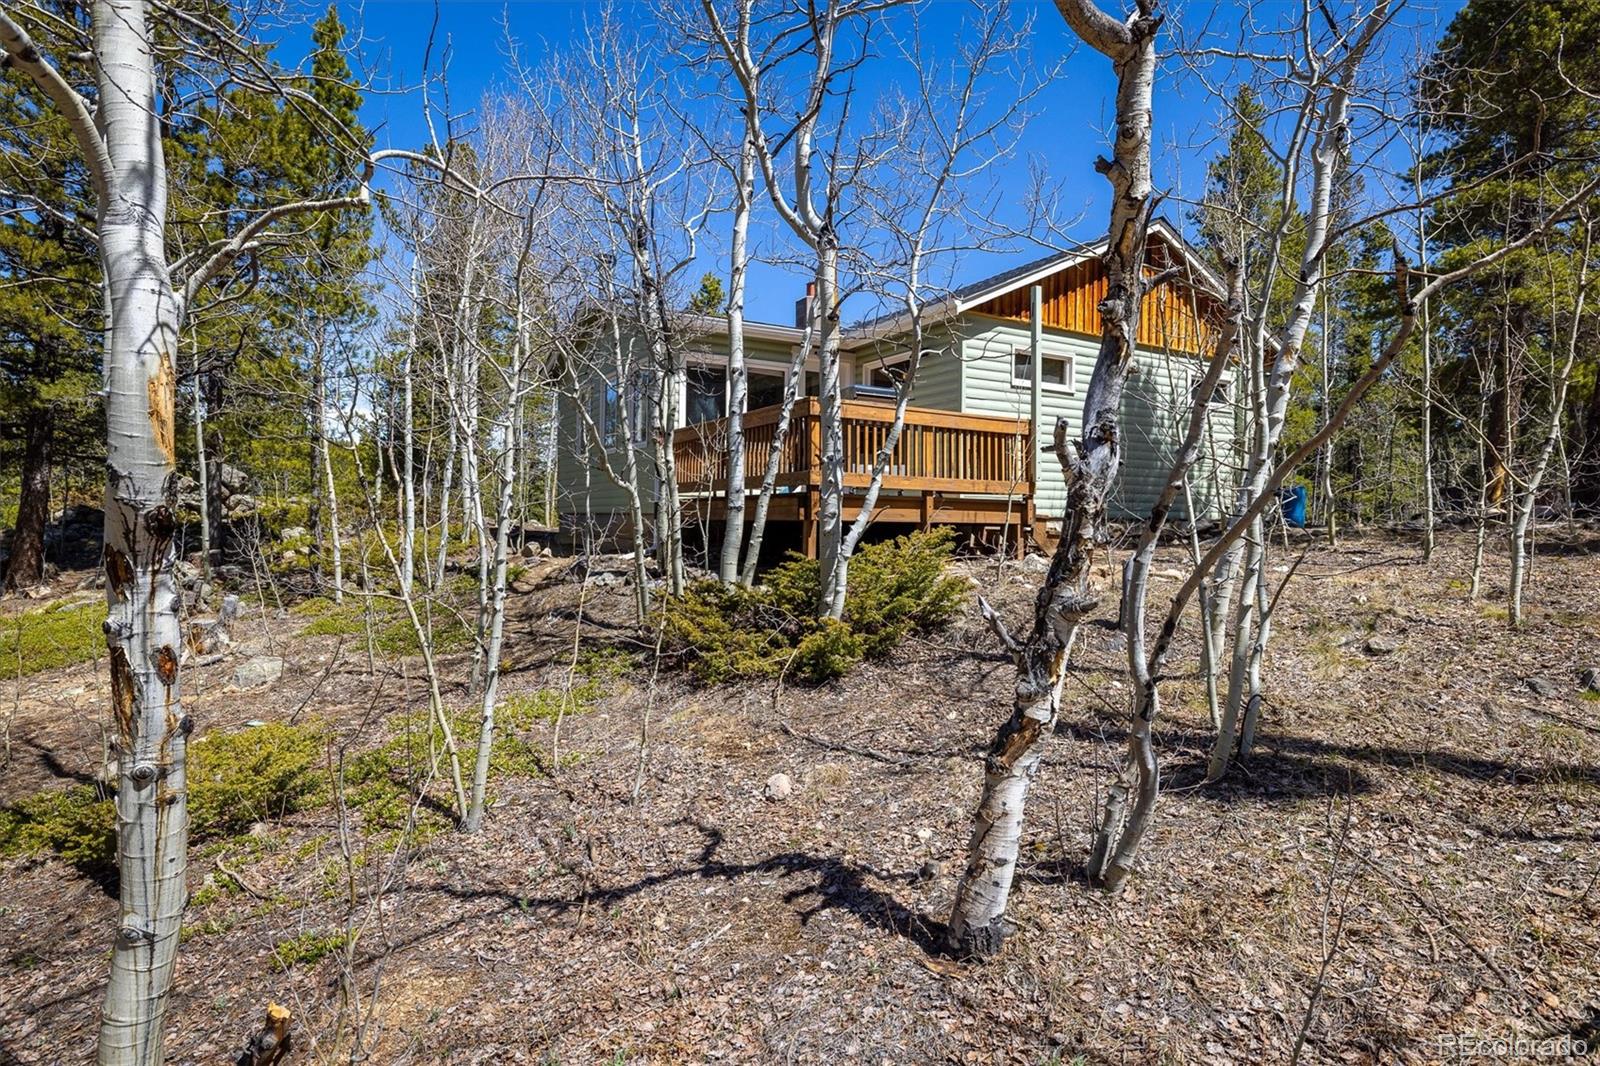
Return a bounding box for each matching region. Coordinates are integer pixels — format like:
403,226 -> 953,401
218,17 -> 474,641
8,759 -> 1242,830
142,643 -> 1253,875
278,0 -> 1464,324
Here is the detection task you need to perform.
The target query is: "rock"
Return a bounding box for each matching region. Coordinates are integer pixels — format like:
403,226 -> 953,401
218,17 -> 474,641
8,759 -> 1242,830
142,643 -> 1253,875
1020,553 -> 1050,574
1363,635 -> 1400,655
1579,667 -> 1600,695
1105,632 -> 1128,654
233,655 -> 284,689
225,495 -> 258,518
763,773 -> 794,801
1526,676 -> 1559,699
219,463 -> 248,494
175,475 -> 202,510
280,526 -> 309,542
520,543 -> 540,558
916,859 -> 943,882
512,557 -> 569,593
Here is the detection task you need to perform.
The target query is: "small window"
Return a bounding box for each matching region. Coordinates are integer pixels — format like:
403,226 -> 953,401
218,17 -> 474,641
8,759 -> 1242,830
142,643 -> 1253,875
602,375 -> 649,445
1013,350 -> 1071,390
860,356 -> 908,390
1192,375 -> 1230,405
748,370 -> 786,410
685,365 -> 727,425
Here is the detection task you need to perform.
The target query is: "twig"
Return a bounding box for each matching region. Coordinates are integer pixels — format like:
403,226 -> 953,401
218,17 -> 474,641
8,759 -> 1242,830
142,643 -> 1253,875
1353,851 -> 1516,992
778,721 -> 916,769
1290,788 -> 1356,1065
215,857 -> 272,901
289,634 -> 344,724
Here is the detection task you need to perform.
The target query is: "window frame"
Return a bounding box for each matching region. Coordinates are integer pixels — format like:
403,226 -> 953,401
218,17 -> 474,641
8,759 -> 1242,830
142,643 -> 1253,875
857,350 -> 913,391
1011,348 -> 1074,394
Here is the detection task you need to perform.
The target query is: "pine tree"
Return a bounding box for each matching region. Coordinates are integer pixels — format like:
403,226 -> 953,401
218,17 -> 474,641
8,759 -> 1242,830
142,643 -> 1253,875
1421,0 -> 1600,507
0,8 -> 101,589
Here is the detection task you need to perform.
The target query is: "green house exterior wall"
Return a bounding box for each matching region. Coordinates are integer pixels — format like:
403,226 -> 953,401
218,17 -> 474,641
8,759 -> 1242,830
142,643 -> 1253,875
555,312 -> 1236,529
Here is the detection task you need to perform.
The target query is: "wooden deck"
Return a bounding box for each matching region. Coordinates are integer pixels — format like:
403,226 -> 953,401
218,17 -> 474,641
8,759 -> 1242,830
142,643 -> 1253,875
672,398 -> 1037,555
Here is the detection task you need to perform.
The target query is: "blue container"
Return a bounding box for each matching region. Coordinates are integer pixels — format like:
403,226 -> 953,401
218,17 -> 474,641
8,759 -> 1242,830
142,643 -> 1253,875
1281,485 -> 1307,528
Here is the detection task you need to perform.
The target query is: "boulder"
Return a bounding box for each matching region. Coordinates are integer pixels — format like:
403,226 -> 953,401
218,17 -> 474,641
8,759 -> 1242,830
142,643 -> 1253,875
219,463 -> 248,494
1363,635 -> 1400,656
233,655 -> 284,689
1526,676 -> 1559,699
763,773 -> 794,801
1579,667 -> 1600,695
280,526 -> 309,542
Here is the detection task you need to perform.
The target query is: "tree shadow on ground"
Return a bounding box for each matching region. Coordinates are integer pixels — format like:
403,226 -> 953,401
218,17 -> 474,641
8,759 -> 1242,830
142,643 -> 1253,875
415,817 -> 949,957
1054,716 -> 1600,803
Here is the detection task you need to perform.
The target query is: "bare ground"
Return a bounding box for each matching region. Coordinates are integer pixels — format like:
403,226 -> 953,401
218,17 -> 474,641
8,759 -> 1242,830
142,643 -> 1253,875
1,529 -> 1598,1064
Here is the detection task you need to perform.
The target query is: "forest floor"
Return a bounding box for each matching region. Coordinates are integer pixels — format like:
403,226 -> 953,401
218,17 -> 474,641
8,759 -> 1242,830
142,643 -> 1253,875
1,528 -> 1598,1065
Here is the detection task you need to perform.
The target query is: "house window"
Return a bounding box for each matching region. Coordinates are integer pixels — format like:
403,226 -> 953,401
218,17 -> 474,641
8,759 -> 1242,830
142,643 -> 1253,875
601,375 -> 649,445
1192,375 -> 1231,405
748,369 -> 786,409
1013,350 -> 1071,390
685,365 -> 727,425
859,354 -> 909,390
601,382 -> 624,445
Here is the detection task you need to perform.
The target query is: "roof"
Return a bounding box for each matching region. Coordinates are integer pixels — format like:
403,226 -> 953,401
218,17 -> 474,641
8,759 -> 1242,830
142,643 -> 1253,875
685,219 -> 1224,347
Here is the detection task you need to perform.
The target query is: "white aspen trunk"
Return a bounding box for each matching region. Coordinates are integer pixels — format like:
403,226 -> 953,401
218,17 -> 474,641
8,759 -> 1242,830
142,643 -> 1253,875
1207,515 -> 1262,781
48,3 -> 192,1060
1417,174 -> 1435,561
719,130 -> 756,584
1238,537 -> 1272,756
1206,52 -> 1372,766
465,299 -> 529,831
1510,221 -> 1590,628
1470,387 -> 1491,601
1317,286 -> 1338,546
739,333 -> 811,585
315,347 -> 344,603
1089,266 -> 1246,894
401,256 -> 421,597
433,418 -> 457,591
948,0 -> 1159,951
813,244 -> 846,616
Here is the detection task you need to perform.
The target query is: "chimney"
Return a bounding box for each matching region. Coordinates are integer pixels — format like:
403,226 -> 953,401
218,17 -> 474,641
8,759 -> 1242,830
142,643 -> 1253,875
794,281 -> 816,328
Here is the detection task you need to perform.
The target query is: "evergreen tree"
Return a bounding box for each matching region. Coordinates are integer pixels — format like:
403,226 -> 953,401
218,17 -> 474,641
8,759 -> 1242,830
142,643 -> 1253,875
1421,0 -> 1600,507
688,270 -> 726,314
0,6 -> 102,588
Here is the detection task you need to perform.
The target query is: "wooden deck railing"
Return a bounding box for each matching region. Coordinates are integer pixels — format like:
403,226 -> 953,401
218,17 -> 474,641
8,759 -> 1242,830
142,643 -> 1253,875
673,397 -> 1033,497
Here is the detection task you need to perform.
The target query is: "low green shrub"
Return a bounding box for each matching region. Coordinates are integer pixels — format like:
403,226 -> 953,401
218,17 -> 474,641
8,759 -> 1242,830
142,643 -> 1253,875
187,723 -> 327,837
0,722 -> 326,877
663,528 -> 966,684
0,600 -> 103,677
295,594 -> 471,656
271,928 -> 349,972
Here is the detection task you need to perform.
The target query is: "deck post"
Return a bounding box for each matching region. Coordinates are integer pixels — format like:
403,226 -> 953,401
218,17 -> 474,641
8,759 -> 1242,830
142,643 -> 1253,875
920,490 -> 935,532
804,487 -> 820,558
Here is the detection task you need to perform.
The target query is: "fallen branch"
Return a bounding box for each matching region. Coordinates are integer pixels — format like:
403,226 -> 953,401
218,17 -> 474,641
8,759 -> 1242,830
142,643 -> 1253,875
215,858 -> 273,902
779,721 -> 917,769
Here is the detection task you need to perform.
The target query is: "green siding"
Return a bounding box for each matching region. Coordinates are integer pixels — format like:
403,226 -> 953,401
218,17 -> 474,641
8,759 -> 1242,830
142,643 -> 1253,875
555,328 -> 801,529
554,311 -> 1238,529
955,314 -> 1235,520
